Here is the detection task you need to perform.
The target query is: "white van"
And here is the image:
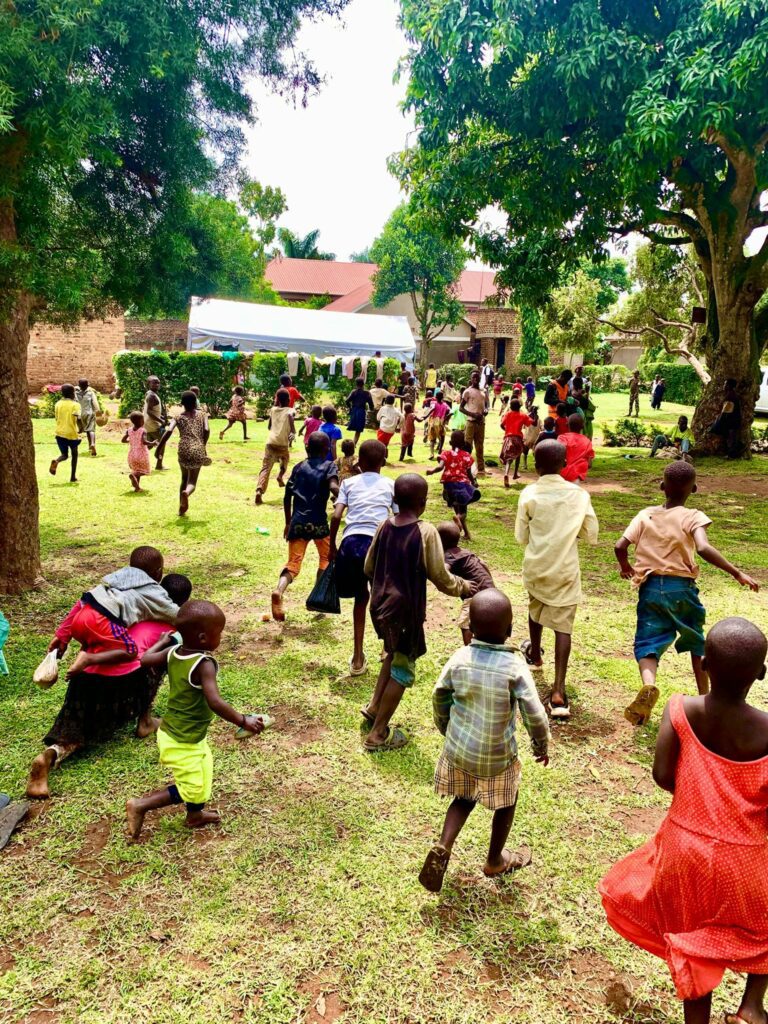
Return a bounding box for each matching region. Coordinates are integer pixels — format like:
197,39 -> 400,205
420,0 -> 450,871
757,367 -> 768,414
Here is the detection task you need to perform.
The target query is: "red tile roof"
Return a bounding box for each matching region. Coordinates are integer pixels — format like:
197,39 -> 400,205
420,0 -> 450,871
265,257 -> 498,307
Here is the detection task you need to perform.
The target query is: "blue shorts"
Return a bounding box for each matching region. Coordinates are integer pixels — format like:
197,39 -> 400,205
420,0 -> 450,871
634,576 -> 706,662
334,533 -> 373,601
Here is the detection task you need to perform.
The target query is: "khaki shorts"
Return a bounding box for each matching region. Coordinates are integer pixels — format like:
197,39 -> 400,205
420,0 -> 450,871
528,596 -> 577,635
435,753 -> 521,810
457,598 -> 472,630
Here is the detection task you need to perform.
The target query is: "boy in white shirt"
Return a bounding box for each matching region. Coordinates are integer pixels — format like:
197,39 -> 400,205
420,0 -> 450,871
329,440 -> 397,676
376,395 -> 404,462
255,389 -> 294,505
514,440 -> 599,720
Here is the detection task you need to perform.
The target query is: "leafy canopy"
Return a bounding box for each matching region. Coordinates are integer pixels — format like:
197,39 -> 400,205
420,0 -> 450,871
518,306 -> 548,367
0,0 -> 347,324
370,203 -> 466,344
277,227 -> 336,260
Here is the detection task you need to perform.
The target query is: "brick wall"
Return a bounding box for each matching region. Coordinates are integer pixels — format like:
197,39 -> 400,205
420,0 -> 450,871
124,319 -> 187,350
27,315 -> 126,393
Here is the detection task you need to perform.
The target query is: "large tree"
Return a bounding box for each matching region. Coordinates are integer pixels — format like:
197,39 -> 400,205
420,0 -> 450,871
0,0 -> 347,593
370,203 -> 465,367
277,227 -> 336,260
396,0 -> 768,450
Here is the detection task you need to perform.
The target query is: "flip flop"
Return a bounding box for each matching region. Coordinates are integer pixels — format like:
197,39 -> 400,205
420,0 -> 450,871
349,657 -> 368,677
359,706 -> 375,725
520,640 -> 544,669
363,727 -> 409,753
546,694 -> 571,720
483,845 -> 532,877
0,801 -> 30,852
419,844 -> 451,893
624,685 -> 660,727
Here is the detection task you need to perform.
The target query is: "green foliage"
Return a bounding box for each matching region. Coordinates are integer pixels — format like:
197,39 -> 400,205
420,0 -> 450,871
436,363 -> 475,388
239,180 -> 287,252
319,359 -> 401,406
580,257 -> 629,314
277,228 -> 336,261
370,203 -> 465,354
603,418 -> 653,448
350,247 -> 374,264
639,362 -> 703,406
518,306 -> 549,367
540,270 -> 604,363
113,351 -> 316,418
28,391 -> 58,419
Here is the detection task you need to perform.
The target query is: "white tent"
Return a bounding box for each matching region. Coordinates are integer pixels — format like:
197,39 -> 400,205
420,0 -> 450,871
187,296 -> 416,362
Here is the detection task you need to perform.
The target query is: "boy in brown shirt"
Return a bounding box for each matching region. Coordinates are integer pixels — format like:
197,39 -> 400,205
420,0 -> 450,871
459,370 -> 489,473
616,461 -> 758,725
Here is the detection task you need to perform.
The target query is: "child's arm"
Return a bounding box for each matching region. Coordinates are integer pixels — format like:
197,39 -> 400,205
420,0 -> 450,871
197,659 -> 264,735
202,414 -> 210,445
513,668 -> 550,765
66,646 -> 134,679
652,702 -> 680,793
425,459 -> 445,477
141,634 -> 178,669
614,537 -> 634,579
693,526 -> 759,590
153,420 -> 177,459
514,494 -> 530,546
283,485 -> 293,540
328,500 -> 346,561
432,666 -> 455,735
421,525 -> 473,597
121,430 -> 129,443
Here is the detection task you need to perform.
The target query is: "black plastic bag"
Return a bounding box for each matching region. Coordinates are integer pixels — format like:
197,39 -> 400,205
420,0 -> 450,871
305,562 -> 341,614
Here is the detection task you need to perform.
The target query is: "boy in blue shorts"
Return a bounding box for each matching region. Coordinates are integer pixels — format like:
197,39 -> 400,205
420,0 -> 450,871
616,461 -> 758,725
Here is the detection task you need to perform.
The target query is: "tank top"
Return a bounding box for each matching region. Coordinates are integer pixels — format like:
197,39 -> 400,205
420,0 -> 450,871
160,645 -> 216,743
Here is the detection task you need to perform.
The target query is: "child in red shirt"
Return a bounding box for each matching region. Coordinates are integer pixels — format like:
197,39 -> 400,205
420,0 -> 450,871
499,399 -> 532,486
555,402 -> 570,437
427,430 -> 480,540
559,414 -> 595,482
399,403 -> 417,461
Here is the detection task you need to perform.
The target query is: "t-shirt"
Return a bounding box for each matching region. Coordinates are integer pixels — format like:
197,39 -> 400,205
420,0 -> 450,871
439,448 -> 474,484
319,421 -> 343,460
267,406 -> 293,447
337,473 -> 397,538
286,457 -> 338,530
525,382 -> 536,400
377,405 -> 403,434
276,385 -> 304,408
348,389 -> 373,410
401,412 -> 417,442
559,432 -> 595,482
425,368 -> 438,389
55,398 -> 81,440
160,646 -> 216,744
429,401 -> 449,421
445,548 -> 494,592
302,416 -> 322,442
461,386 -> 487,419
622,505 -> 712,584
670,425 -> 695,445
501,410 -> 532,437
555,416 -> 569,437
370,387 -> 389,410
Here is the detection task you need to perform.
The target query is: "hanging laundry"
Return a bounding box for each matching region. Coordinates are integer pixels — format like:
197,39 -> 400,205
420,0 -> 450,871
326,357 -> 338,376
341,356 -> 356,379
287,352 -> 300,376
302,353 -> 312,376
360,357 -> 370,381
374,357 -> 385,378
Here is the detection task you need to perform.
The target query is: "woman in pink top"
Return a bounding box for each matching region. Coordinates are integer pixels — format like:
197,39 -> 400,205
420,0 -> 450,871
122,412 -> 155,492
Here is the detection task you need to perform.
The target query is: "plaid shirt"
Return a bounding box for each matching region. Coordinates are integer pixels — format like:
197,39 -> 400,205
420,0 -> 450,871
433,641 -> 549,777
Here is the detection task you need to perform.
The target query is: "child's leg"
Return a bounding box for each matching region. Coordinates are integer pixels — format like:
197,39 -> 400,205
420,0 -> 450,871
26,743 -> 80,799
438,798 -> 475,853
69,441 -> 79,482
503,461 -> 510,486
126,786 -> 177,840
277,449 -> 289,486
729,974 -> 768,1024
219,421 -> 231,438
399,445 -> 406,462
366,677 -> 407,745
407,442 -> 414,458
272,541 -> 306,620
513,454 -> 522,479
179,468 -> 190,514
129,472 -> 141,492
523,445 -> 530,469
184,466 -> 201,498
364,653 -> 393,720
624,656 -> 661,725
485,800 -> 517,872
683,993 -> 712,1024
527,615 -> 544,668
352,594 -> 369,672
551,630 -> 572,708
691,654 -> 709,695
241,419 -> 248,440
255,445 -> 276,502
437,430 -> 445,454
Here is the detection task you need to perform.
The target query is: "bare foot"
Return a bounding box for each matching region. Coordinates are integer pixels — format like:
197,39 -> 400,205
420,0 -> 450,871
26,748 -> 57,799
136,715 -> 161,738
483,845 -> 532,876
125,798 -> 147,841
129,473 -> 141,492
504,476 -> 510,488
277,476 -> 285,488
89,445 -> 97,457
185,809 -> 221,830
254,491 -> 263,505
271,591 -> 285,622
179,491 -> 189,516
219,430 -> 225,441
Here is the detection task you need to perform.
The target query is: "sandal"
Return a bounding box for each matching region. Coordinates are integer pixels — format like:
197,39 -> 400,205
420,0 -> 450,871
363,727 -> 409,753
520,640 -> 544,669
624,685 -> 660,727
419,844 -> 451,893
546,695 -> 571,720
483,845 -> 532,877
349,656 -> 368,678
0,801 -> 30,852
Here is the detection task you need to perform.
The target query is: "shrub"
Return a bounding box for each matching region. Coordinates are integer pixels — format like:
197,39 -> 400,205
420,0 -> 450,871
639,362 -> 702,405
318,358 -> 401,407
603,417 -> 653,447
436,363 -> 476,388
113,351 -> 317,417
29,385 -> 108,419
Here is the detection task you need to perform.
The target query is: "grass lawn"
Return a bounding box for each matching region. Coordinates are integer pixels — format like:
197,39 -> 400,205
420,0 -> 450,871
2,393 -> 768,1024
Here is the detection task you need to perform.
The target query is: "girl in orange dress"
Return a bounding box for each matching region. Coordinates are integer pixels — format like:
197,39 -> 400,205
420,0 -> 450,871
600,616 -> 768,1024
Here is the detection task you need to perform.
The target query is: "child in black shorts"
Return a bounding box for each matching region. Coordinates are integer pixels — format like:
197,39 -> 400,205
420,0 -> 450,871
427,430 -> 480,540
437,521 -> 495,645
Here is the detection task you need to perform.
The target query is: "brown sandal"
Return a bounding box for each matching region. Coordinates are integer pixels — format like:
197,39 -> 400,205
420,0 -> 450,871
483,845 -> 532,877
624,685 -> 660,727
419,844 -> 451,893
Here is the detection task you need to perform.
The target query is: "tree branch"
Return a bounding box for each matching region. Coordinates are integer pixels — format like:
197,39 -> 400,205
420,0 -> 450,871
596,314 -> 711,385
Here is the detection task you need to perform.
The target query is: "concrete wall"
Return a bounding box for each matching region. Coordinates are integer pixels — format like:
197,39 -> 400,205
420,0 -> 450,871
27,315 -> 126,393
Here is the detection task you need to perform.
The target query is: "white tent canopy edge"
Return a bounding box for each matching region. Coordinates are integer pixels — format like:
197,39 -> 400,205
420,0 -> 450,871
187,296 -> 417,363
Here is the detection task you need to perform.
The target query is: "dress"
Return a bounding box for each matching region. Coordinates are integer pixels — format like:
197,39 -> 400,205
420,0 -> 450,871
226,394 -> 247,424
176,411 -> 211,470
600,695 -> 768,1001
127,427 -> 151,476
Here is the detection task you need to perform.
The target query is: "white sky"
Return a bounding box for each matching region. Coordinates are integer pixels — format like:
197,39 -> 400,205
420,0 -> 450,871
245,0 -> 413,262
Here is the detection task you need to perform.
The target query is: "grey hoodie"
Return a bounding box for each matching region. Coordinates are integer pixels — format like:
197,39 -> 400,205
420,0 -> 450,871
86,567 -> 179,627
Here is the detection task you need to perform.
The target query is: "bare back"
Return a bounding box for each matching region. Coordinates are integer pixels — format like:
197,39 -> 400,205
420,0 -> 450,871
682,695 -> 768,762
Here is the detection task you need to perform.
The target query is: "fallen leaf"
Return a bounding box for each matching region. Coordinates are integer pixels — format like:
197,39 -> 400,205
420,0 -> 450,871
315,993 -> 326,1017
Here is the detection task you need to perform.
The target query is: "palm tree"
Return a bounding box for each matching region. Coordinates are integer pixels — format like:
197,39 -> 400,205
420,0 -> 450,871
277,227 -> 335,261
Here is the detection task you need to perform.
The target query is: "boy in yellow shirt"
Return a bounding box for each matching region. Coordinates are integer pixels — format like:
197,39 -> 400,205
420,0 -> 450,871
50,384 -> 82,483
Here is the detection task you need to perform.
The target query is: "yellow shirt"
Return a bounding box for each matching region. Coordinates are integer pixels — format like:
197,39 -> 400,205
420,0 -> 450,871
514,475 -> 599,606
425,368 -> 438,389
622,505 -> 712,585
54,398 -> 81,440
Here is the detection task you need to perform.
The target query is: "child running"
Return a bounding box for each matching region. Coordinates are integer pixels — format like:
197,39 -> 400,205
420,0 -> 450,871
254,389 -> 294,505
399,403 -> 417,462
515,440 -> 599,720
320,406 -> 343,462
419,589 -> 550,892
427,429 -> 480,540
376,395 -> 403,460
437,521 -> 495,646
154,390 -> 212,516
219,385 -> 249,441
500,398 -> 532,486
600,617 -> 768,1024
559,414 -> 595,483
524,376 -> 536,411
616,461 -> 759,725
299,404 -> 323,449
270,432 -> 340,622
336,439 -> 359,482
522,407 -> 541,470
426,389 -> 449,459
329,439 -> 396,676
122,412 -> 155,492
345,377 -> 373,445
360,474 -> 473,752
126,600 -> 265,839
49,384 -> 82,483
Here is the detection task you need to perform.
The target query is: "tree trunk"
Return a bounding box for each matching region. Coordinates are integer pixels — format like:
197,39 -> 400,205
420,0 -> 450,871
0,287 -> 41,592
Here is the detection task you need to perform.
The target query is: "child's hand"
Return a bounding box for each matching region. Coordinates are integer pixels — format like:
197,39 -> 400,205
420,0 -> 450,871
734,570 -> 760,592
242,715 -> 265,735
283,525 -> 289,541
619,566 -> 634,581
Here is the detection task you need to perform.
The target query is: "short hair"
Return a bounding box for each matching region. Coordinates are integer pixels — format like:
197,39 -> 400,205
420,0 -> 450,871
279,373 -> 291,386
78,378 -> 89,388
60,383 -> 76,399
180,390 -> 197,411
404,402 -> 413,413
275,388 -> 291,407
355,376 -> 365,387
436,520 -> 461,551
679,415 -> 689,426
374,378 -> 383,387
706,617 -> 768,689
393,473 -> 428,510
567,413 -> 584,432
556,403 -> 568,416
535,439 -> 567,473
435,390 -> 444,401
358,439 -> 386,470
385,394 -> 395,405
341,439 -> 356,456
129,411 -> 144,429
510,399 -> 521,412
429,363 -> 435,368
543,416 -> 556,430
322,405 -> 337,422
311,404 -> 322,417
307,431 -> 330,457
663,460 -> 696,489
408,377 -> 416,385
559,369 -> 573,382
450,428 -> 466,449
176,600 -> 226,644
161,573 -> 193,606
129,546 -> 164,579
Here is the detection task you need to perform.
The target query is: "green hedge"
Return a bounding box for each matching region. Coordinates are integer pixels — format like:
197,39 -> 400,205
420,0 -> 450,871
639,362 -> 702,405
437,362 -> 632,393
318,358 -> 401,406
113,351 -> 317,417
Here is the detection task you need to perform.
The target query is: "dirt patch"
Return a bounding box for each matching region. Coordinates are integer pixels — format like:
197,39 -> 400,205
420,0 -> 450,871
562,950 -> 635,1016
584,481 -> 632,494
73,818 -> 111,864
298,970 -> 346,1023
696,473 -> 768,497
0,947 -> 15,973
436,947 -> 473,979
23,995 -> 59,1024
269,704 -> 329,749
611,805 -> 665,836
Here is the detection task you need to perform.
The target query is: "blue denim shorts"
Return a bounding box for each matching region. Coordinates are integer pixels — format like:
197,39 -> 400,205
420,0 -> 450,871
634,575 -> 706,662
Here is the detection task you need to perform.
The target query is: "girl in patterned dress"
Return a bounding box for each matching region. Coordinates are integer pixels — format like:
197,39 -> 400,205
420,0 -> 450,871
155,391 -> 212,516
219,386 -> 249,442
121,412 -> 155,492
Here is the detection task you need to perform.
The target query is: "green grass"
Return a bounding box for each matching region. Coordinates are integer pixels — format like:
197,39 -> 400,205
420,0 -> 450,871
2,400 -> 768,1024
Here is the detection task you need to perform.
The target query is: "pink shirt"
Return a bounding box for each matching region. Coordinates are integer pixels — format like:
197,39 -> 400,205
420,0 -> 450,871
430,401 -> 449,421
303,416 -> 322,443
559,432 -> 595,482
56,602 -> 174,675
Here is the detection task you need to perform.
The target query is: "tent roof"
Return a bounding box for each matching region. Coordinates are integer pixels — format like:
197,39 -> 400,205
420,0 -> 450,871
187,297 -> 416,359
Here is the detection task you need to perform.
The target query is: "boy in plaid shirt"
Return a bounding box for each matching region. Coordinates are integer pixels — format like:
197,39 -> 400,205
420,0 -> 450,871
419,589 -> 550,893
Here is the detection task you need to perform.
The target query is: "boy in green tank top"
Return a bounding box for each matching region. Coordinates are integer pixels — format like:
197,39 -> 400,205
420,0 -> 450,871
126,600 -> 264,840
